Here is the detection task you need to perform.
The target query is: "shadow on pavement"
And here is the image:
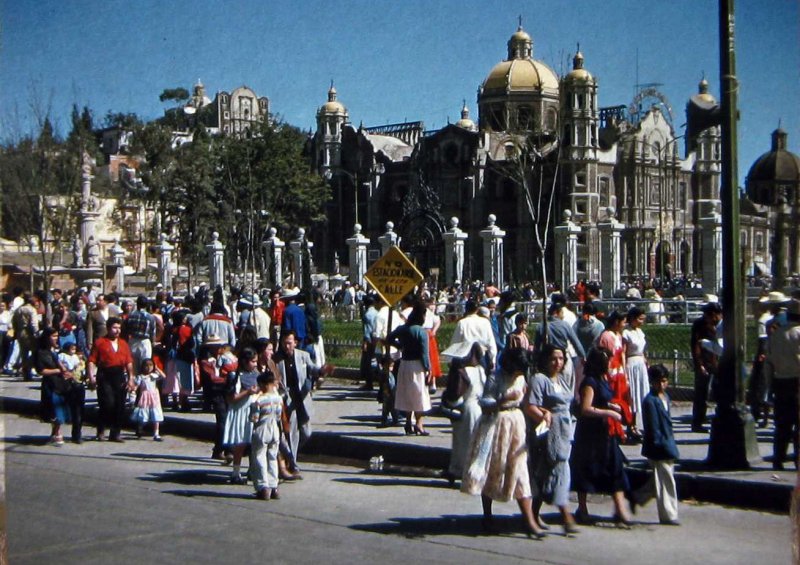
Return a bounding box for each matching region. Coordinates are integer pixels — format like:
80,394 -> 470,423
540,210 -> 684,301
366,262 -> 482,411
334,476 -> 453,490
142,468 -> 233,485
162,489 -> 256,501
348,513 -> 637,538
1,434 -> 53,446
116,452 -> 218,466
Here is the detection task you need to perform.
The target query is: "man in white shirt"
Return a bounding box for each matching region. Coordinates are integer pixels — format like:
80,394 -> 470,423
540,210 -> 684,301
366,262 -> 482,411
444,300 -> 497,370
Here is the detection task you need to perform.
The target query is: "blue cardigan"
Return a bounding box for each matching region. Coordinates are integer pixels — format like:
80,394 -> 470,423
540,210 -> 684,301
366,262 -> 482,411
641,392 -> 680,461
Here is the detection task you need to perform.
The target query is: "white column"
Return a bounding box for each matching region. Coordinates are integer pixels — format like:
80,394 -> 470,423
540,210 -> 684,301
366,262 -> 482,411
78,151 -> 100,252
700,210 -> 723,295
153,233 -> 174,290
480,214 -> 506,289
554,210 -> 581,293
263,227 -> 284,289
442,216 -> 468,285
206,231 -> 226,290
290,228 -> 313,288
346,223 -> 370,287
109,239 -> 126,293
598,208 -> 624,299
378,221 -> 400,255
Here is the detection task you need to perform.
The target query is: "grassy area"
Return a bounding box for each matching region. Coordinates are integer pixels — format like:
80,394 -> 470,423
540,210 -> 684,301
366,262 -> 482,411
322,318 -> 759,387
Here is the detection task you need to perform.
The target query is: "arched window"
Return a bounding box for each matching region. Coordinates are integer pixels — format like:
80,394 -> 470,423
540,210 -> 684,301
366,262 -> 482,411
546,108 -> 557,131
517,106 -> 532,130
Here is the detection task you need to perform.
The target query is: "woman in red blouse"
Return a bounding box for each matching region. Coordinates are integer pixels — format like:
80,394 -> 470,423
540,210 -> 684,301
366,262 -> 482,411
88,317 -> 134,442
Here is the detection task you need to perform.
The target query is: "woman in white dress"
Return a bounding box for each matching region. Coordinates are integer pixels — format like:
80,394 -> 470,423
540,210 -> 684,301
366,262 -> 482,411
461,348 -> 545,538
223,347 -> 260,484
446,343 -> 487,483
623,306 -> 649,435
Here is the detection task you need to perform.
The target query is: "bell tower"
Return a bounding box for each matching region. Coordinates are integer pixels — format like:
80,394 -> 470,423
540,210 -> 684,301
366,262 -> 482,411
315,81 -> 349,173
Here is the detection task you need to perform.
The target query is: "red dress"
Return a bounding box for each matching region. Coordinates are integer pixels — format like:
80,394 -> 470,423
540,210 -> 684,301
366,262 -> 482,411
597,330 -> 632,439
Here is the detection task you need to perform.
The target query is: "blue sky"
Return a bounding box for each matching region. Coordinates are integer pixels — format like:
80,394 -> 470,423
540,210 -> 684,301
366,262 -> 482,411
2,0 -> 798,181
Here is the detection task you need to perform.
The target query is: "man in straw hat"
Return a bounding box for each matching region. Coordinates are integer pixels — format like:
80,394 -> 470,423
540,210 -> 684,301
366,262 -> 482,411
749,291 -> 789,427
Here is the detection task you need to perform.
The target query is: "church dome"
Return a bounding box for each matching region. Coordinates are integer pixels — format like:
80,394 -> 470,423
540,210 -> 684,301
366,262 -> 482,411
564,47 -> 593,82
319,83 -> 347,115
694,77 -> 716,105
746,129 -> 800,205
483,59 -> 559,92
510,28 -> 531,43
482,24 -> 559,93
455,101 -> 476,131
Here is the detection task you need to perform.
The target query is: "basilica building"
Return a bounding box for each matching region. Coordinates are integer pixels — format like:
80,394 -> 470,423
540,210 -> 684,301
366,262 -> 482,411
309,24 -> 787,291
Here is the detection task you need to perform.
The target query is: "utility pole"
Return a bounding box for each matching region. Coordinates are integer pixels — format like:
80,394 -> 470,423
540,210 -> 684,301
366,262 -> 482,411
707,0 -> 759,468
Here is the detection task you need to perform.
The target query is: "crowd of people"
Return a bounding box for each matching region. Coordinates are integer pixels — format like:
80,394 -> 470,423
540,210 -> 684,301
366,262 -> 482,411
0,283 -> 334,501
372,284 -> 798,537
2,277 -> 798,512
378,291 -> 683,536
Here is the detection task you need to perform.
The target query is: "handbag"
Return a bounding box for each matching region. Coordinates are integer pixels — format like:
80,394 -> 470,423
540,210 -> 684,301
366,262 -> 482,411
439,399 -> 464,421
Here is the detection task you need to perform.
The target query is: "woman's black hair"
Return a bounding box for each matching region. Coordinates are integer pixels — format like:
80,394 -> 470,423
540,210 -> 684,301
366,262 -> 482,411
583,346 -> 610,379
626,306 -> 645,323
500,346 -> 531,375
536,343 -> 565,374
39,327 -> 59,348
407,301 -> 427,326
605,310 -> 624,328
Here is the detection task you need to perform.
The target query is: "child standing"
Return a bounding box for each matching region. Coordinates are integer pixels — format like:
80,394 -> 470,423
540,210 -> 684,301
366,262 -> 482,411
223,347 -> 260,484
132,358 -> 165,441
636,364 -> 680,525
57,342 -> 87,443
249,370 -> 283,500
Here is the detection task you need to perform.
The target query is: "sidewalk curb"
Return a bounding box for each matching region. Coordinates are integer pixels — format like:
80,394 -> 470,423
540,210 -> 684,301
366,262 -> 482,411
2,394 -> 791,513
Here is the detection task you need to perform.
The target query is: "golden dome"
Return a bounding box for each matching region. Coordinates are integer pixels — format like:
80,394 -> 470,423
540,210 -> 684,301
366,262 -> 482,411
319,82 -> 347,115
511,28 -> 531,42
565,47 -> 593,81
455,101 -> 476,131
483,58 -> 559,92
696,77 -> 716,104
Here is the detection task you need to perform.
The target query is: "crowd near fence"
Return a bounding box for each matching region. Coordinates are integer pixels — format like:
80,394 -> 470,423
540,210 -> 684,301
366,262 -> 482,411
317,298 -> 764,391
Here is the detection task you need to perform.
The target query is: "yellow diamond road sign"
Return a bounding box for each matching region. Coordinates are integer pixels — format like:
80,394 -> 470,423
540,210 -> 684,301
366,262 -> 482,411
364,245 -> 424,306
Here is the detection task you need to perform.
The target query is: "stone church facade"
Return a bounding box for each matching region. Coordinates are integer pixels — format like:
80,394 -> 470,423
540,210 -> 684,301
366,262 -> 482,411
309,24 -> 785,292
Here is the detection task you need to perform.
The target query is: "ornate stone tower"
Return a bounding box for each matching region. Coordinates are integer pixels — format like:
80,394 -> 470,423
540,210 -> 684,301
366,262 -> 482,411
559,47 -> 600,279
688,78 -> 722,217
314,82 -> 349,174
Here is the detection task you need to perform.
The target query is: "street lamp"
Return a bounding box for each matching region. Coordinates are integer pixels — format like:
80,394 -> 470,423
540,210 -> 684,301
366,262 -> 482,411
324,167 -> 361,226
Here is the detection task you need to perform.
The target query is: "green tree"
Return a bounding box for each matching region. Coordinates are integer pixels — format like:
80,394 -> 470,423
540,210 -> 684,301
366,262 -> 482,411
216,119 -> 330,285
158,88 -> 190,103
168,124 -> 218,285
0,105 -> 101,289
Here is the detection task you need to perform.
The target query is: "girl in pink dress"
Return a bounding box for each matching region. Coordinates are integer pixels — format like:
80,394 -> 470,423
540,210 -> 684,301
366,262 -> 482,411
133,358 -> 165,441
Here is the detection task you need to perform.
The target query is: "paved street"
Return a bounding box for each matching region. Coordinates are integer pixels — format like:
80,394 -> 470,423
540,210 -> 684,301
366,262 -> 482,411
2,412 -> 791,565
